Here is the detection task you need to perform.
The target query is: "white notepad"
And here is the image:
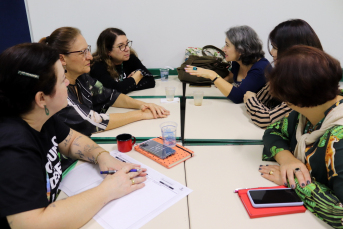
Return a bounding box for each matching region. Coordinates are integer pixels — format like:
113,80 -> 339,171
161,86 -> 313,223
59,151 -> 192,229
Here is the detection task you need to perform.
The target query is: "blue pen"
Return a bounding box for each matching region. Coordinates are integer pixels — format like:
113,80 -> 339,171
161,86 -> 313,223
100,169 -> 140,174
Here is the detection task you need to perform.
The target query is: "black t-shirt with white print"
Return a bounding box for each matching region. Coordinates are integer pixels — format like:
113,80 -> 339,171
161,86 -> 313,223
0,116 -> 70,228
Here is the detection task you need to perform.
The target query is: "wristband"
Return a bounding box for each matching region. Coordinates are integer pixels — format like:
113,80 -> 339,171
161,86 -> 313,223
212,75 -> 219,83
94,150 -> 109,164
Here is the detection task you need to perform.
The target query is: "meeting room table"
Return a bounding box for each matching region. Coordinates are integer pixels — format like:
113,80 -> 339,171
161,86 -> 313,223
185,145 -> 332,229
57,76 -> 336,228
185,83 -> 226,99
91,98 -> 181,144
57,144 -> 189,229
184,98 -> 265,145
126,75 -> 183,98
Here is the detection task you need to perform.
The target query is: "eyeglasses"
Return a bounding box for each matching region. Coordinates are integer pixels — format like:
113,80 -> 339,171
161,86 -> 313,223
114,41 -> 132,51
63,45 -> 91,58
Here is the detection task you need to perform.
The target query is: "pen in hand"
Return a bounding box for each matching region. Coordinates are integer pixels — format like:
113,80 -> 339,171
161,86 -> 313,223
100,169 -> 141,174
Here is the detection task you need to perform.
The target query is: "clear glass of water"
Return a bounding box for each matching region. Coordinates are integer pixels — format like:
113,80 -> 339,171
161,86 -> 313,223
160,68 -> 169,81
165,87 -> 175,101
193,91 -> 204,106
160,121 -> 177,148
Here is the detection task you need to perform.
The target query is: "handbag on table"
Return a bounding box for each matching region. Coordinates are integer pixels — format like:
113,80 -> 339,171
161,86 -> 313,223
177,45 -> 231,84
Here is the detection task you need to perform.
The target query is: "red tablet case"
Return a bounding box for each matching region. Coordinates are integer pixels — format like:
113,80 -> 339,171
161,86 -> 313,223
237,186 -> 307,218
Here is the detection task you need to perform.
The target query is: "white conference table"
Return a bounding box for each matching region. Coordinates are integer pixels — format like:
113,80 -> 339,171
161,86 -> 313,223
91,98 -> 181,143
186,81 -> 343,99
185,145 -> 331,229
184,99 -> 265,144
126,75 -> 183,98
58,144 -> 189,229
185,84 -> 226,99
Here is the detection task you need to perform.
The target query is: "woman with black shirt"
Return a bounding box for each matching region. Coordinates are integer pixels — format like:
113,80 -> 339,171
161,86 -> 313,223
91,28 -> 155,94
0,43 -> 147,228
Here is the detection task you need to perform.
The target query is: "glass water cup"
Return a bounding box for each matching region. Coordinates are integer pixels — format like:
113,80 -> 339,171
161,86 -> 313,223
160,121 -> 177,148
160,68 -> 169,81
193,91 -> 204,106
165,87 -> 175,101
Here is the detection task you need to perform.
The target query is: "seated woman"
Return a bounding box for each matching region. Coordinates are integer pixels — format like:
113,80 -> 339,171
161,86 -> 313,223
40,27 -> 169,137
90,28 -> 155,94
185,25 -> 269,104
244,19 -> 323,128
0,43 -> 147,228
260,45 -> 343,228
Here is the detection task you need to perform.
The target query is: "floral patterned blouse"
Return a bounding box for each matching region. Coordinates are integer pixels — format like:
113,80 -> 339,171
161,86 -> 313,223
263,100 -> 343,228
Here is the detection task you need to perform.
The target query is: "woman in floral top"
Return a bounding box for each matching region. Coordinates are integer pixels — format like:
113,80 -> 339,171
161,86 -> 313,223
259,45 -> 343,228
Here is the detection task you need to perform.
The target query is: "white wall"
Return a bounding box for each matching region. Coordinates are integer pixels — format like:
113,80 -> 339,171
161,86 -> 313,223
26,0 -> 343,68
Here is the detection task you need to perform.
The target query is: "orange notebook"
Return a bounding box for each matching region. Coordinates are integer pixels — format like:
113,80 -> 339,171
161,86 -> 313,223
237,186 -> 307,218
134,137 -> 194,169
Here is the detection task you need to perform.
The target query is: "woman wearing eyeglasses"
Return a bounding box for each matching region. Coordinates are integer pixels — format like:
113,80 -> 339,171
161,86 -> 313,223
90,28 -> 155,94
0,43 -> 147,229
39,27 -> 169,139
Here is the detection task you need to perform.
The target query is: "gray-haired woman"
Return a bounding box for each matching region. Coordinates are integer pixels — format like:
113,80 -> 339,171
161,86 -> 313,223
185,25 -> 269,104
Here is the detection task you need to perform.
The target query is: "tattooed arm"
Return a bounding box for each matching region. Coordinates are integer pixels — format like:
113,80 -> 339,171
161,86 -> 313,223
58,129 -> 127,171
7,163 -> 147,229
6,129 -> 147,229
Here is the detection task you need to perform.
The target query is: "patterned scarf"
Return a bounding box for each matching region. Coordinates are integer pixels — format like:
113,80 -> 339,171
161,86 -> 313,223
294,103 -> 343,162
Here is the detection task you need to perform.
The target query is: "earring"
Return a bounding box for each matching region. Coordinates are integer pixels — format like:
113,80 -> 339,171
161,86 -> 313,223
64,66 -> 67,73
44,105 -> 49,116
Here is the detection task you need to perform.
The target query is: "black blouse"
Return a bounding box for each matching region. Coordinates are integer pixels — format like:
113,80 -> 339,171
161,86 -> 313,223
90,54 -> 155,94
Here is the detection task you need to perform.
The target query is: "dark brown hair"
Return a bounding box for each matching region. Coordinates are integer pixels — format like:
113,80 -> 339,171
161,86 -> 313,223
92,28 -> 126,80
0,43 -> 59,116
268,45 -> 341,107
268,19 -> 323,58
39,27 -> 81,53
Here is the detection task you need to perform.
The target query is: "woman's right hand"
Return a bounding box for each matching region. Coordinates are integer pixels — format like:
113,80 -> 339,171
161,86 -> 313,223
279,156 -> 311,189
100,164 -> 147,202
140,105 -> 169,120
184,65 -> 217,80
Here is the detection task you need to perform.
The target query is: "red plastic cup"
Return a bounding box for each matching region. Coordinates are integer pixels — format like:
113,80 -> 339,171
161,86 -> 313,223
117,134 -> 136,153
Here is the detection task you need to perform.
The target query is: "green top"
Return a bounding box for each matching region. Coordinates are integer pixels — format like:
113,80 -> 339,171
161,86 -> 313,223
263,100 -> 343,228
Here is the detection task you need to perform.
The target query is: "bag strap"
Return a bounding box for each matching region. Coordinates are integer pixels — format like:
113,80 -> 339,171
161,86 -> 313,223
202,45 -> 226,59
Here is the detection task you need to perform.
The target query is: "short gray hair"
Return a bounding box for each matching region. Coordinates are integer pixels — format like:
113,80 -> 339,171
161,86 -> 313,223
226,25 -> 264,65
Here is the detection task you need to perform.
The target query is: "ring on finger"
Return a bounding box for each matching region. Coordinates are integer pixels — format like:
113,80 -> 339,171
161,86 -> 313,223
294,168 -> 301,172
131,178 -> 135,185
193,67 -> 197,70
269,170 -> 274,175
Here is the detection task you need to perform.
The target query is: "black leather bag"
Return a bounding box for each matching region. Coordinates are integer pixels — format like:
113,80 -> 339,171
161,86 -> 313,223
177,45 -> 231,84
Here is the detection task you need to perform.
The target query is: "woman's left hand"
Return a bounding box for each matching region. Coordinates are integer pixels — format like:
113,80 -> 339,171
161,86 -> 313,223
97,152 -> 147,175
184,65 -> 217,80
127,71 -> 135,78
141,103 -> 170,119
97,152 -> 126,171
259,165 -> 285,186
128,70 -> 142,78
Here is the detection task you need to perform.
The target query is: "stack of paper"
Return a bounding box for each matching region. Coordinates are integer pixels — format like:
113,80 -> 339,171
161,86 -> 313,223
59,151 -> 192,229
